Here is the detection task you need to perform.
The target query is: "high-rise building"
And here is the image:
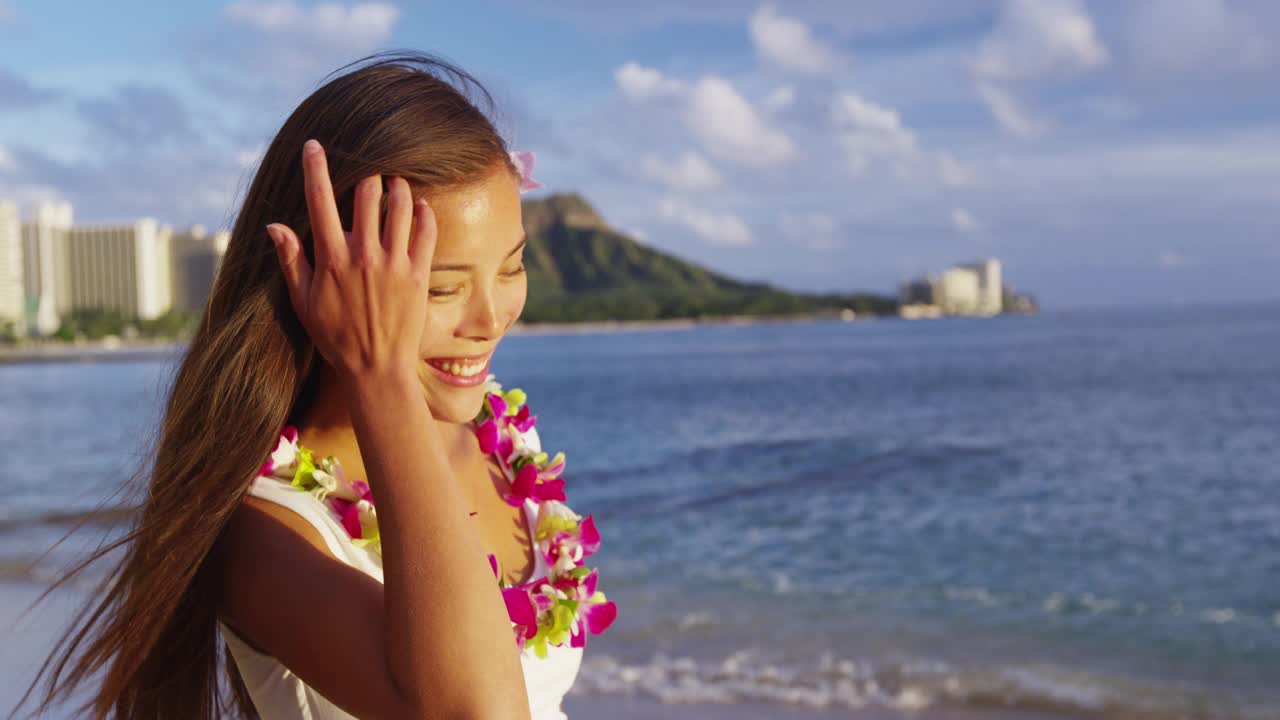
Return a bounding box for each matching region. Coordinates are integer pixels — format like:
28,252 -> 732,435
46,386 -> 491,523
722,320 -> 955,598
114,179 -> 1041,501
0,201 -> 23,335
63,218 -> 173,320
170,225 -> 229,313
962,258 -> 1003,316
937,267 -> 981,315
21,201 -> 73,335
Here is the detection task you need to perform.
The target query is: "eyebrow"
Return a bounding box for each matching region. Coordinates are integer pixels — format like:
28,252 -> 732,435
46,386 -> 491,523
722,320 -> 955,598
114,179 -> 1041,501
431,233 -> 527,272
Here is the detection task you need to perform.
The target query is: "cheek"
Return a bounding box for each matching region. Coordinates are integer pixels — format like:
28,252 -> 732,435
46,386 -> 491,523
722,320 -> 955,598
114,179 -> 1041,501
419,308 -> 456,356
502,276 -> 528,327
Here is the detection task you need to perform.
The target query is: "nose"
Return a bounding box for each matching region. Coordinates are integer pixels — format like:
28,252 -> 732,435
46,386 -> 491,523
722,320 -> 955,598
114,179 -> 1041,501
456,285 -> 502,340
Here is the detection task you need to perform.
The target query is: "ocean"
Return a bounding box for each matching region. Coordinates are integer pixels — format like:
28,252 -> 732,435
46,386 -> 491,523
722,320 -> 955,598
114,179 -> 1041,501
2,303 -> 1278,718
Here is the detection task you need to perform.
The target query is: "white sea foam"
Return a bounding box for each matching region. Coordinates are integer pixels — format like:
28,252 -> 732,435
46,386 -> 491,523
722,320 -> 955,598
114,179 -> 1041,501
944,585 -> 1002,607
675,612 -> 716,630
1042,591 -> 1067,613
1201,608 -> 1237,625
571,649 -> 1269,718
770,572 -> 793,595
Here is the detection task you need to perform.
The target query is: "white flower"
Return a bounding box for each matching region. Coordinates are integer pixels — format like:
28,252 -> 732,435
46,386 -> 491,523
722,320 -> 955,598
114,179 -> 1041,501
503,423 -> 539,465
356,499 -> 376,527
481,374 -> 503,396
553,543 -> 581,576
535,500 -> 581,539
265,432 -> 299,478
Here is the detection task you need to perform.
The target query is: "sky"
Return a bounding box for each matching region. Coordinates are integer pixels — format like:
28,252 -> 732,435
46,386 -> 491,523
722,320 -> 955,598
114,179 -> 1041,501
1,0 -> 1279,308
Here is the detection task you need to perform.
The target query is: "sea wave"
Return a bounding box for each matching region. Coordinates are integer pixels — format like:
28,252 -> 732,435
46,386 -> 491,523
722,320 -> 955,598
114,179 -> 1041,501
0,505 -> 135,534
572,650 -> 1279,719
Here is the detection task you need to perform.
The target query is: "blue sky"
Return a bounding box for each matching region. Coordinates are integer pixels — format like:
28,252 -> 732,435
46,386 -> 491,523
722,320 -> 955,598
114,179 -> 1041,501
1,0 -> 1279,307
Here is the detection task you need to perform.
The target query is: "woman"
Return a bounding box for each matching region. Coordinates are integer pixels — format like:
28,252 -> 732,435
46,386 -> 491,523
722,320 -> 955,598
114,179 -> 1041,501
23,52 -> 613,719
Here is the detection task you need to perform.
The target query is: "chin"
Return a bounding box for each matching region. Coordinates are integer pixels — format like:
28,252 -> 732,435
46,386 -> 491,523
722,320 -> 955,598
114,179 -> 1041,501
421,377 -> 487,425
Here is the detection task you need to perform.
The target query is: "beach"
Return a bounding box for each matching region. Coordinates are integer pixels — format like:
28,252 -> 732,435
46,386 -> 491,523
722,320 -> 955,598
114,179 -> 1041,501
0,312 -> 857,366
1,581 -> 1068,720
3,306 -> 1279,719
3,582 -> 1063,720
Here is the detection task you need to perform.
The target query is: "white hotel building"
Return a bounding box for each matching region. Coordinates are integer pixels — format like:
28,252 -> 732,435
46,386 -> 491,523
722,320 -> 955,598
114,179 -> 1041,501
899,257 -> 1004,318
0,201 -> 24,334
2,200 -> 228,337
64,218 -> 173,320
21,201 -> 72,335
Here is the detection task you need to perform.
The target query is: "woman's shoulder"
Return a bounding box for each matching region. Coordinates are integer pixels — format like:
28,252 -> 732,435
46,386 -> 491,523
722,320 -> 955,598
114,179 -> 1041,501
223,490 -> 334,564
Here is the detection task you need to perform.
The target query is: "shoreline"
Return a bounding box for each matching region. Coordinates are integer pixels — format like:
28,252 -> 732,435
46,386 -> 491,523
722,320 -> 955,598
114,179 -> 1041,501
509,311 -> 855,336
0,339 -> 183,366
0,313 -> 858,366
0,580 -> 1079,720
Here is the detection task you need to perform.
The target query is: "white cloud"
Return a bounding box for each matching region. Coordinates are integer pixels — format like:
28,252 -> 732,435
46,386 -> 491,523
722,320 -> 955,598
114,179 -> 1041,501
214,0 -> 402,97
236,144 -> 265,169
658,197 -> 753,246
749,4 -> 838,74
830,91 -> 918,176
975,0 -> 1108,81
763,85 -> 795,113
686,75 -> 794,166
1158,251 -> 1189,268
951,208 -> 980,233
973,0 -> 1106,138
780,210 -> 840,250
937,151 -> 975,187
225,1 -> 399,46
976,81 -> 1047,139
615,62 -> 687,102
0,181 -> 63,207
613,67 -> 792,167
639,151 -> 722,192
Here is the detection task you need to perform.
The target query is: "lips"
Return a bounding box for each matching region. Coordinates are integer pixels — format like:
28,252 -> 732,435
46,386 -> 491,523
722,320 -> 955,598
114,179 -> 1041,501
423,352 -> 491,386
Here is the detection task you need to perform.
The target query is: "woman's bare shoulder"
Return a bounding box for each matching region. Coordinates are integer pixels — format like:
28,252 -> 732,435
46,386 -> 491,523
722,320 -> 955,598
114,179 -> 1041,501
226,494 -> 332,556
215,492 -> 409,718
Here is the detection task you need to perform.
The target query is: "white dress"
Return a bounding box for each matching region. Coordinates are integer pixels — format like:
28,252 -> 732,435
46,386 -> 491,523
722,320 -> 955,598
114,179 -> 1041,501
218,426 -> 585,719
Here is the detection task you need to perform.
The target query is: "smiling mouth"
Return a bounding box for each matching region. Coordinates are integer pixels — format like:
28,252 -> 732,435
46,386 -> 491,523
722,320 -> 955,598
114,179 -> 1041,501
423,353 -> 491,383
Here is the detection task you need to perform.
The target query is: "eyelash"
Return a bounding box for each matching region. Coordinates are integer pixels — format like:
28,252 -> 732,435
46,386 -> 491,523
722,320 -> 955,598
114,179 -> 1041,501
429,264 -> 525,298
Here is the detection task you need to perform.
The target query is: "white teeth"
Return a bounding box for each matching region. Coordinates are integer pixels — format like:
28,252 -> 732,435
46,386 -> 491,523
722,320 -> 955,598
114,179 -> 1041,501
430,357 -> 486,377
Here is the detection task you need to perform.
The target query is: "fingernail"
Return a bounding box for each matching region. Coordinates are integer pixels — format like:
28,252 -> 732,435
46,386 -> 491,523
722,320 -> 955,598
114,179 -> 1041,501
265,224 -> 282,246
303,139 -> 321,156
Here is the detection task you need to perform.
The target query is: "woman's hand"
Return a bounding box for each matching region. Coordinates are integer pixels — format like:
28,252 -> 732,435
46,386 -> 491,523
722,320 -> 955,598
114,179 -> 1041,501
266,139 -> 435,383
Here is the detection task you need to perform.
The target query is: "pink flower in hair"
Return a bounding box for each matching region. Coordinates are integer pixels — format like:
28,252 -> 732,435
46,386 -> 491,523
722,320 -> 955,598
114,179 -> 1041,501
509,150 -> 544,193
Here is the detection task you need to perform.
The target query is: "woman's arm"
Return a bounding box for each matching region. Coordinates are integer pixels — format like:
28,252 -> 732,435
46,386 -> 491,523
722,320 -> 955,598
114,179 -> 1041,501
219,140 -> 530,720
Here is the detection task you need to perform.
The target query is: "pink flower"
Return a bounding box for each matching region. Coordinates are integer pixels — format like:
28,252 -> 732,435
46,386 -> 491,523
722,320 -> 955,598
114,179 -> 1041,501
476,419 -> 500,454
559,570 -> 617,649
512,405 -> 537,433
503,463 -> 567,507
573,595 -> 618,649
502,586 -> 539,649
543,514 -> 600,575
509,150 -> 544,193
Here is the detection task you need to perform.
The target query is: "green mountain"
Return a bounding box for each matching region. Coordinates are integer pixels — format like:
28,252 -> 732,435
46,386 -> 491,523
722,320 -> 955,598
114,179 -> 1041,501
520,193 -> 894,323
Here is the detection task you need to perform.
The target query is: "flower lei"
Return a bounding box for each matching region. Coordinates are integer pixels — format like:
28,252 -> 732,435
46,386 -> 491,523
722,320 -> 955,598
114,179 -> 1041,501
256,374 -> 617,657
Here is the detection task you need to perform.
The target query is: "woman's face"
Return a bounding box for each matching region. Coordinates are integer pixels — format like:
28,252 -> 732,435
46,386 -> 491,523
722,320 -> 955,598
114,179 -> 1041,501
415,166 -> 527,424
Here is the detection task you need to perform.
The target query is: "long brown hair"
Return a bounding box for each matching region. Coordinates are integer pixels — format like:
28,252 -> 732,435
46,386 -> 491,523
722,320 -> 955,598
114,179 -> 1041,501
17,51 -> 522,719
